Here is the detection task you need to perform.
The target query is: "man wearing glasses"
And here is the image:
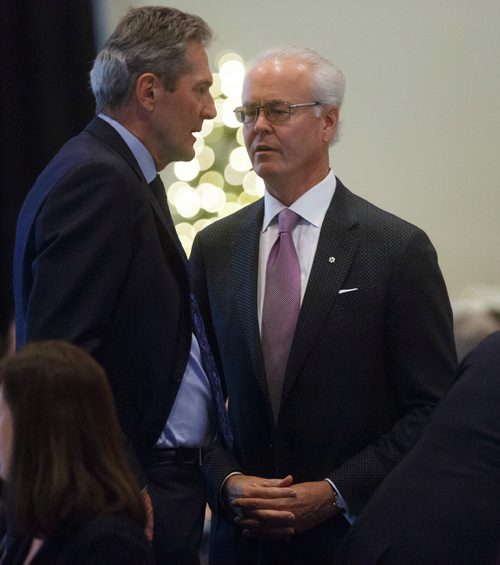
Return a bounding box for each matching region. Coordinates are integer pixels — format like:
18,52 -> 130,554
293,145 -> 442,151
191,46 -> 457,563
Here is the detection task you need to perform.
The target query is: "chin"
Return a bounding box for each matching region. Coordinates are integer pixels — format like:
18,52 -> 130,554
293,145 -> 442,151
254,163 -> 279,180
176,146 -> 196,163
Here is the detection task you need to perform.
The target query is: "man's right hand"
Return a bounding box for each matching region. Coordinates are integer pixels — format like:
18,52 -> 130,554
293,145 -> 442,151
223,474 -> 297,540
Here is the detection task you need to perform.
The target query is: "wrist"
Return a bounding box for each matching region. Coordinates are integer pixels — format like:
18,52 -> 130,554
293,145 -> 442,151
323,479 -> 340,518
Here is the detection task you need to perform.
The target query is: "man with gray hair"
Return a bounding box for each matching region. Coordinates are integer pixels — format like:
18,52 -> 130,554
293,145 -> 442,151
191,46 -> 457,562
14,6 -> 231,563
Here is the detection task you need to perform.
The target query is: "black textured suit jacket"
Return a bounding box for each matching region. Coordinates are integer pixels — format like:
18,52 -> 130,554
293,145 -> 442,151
191,179 -> 457,562
335,331 -> 500,564
14,117 -> 192,477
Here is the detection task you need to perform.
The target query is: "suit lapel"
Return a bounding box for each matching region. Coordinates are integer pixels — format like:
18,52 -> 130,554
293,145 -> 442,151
150,193 -> 189,269
282,181 -> 360,403
87,117 -> 189,272
85,117 -> 144,182
232,201 -> 270,398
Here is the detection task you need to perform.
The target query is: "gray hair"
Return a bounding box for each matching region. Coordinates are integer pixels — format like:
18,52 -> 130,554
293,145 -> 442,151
90,6 -> 213,114
252,46 -> 346,144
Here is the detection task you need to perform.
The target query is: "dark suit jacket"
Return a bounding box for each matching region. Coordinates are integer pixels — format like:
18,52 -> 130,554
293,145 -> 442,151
3,513 -> 151,564
190,180 -> 457,563
335,330 -> 500,565
14,117 -> 192,477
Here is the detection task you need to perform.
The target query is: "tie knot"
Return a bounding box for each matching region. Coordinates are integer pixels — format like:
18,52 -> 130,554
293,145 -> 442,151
150,175 -> 164,198
278,208 -> 301,234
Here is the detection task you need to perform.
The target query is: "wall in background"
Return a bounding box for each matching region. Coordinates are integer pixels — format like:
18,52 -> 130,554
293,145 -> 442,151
93,0 -> 500,301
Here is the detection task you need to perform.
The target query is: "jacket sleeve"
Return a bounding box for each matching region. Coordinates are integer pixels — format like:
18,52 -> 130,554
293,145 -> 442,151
328,228 -> 458,515
16,161 -> 147,486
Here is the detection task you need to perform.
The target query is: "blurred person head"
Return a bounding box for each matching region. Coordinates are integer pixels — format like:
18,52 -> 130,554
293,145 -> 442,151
453,287 -> 500,361
0,340 -> 145,538
236,46 -> 345,206
90,6 -> 216,169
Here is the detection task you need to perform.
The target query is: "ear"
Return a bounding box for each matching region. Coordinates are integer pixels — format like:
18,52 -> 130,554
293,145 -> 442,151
134,73 -> 162,112
322,105 -> 339,144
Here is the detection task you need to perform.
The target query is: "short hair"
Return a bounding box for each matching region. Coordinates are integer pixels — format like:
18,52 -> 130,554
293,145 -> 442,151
251,45 -> 346,144
90,6 -> 213,114
0,340 -> 145,537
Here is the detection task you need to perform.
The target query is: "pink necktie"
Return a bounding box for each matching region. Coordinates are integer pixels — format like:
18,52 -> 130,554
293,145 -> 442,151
261,208 -> 301,421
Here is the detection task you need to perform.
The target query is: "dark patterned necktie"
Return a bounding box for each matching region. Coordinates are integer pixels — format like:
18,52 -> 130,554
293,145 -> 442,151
261,208 -> 302,421
190,293 -> 233,449
150,175 -> 233,448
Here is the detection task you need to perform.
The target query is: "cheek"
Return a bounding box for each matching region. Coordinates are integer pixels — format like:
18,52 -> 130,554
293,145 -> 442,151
243,127 -> 253,148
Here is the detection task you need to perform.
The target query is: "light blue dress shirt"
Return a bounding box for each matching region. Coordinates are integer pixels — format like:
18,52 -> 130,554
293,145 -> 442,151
99,113 -> 215,448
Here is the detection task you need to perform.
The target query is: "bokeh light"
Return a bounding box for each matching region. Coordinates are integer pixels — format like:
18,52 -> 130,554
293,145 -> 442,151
197,146 -> 215,171
221,98 -> 242,129
199,183 -> 226,213
224,164 -> 246,186
164,51 -> 267,256
174,159 -> 200,182
243,171 -> 265,197
173,185 -> 200,218
230,147 -> 252,172
236,127 -> 245,146
219,59 -> 245,99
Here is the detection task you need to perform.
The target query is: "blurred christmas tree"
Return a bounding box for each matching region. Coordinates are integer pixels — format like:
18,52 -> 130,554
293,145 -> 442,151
160,52 -> 264,255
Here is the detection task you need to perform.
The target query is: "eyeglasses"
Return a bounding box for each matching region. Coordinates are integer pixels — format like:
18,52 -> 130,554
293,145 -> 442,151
233,101 -> 321,124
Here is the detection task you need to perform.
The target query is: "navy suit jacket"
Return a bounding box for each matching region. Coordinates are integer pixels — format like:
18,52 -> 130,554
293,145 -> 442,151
191,181 -> 458,563
14,117 -> 192,476
335,330 -> 500,564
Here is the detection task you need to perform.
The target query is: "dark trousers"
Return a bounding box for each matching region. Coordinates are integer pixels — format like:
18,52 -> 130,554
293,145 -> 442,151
145,457 -> 206,564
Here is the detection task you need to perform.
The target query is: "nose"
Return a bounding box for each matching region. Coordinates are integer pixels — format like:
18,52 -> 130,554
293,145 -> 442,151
203,92 -> 217,120
252,108 -> 272,132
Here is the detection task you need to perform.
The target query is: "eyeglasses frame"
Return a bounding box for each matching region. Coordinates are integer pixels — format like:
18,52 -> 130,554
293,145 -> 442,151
233,101 -> 321,124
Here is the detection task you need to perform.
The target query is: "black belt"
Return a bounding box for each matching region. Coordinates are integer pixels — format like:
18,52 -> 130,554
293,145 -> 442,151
145,447 -> 204,466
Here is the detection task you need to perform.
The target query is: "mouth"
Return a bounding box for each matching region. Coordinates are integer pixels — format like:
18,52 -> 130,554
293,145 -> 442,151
253,144 -> 275,154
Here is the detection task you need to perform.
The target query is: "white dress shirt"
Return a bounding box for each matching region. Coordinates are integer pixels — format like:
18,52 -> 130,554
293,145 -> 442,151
258,170 -> 355,522
257,170 -> 336,329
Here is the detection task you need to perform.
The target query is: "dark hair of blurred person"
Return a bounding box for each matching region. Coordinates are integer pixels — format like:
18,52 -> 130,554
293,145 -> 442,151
0,340 -> 150,564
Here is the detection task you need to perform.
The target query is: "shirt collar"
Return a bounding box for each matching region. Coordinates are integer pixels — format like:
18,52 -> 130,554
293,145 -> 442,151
262,169 -> 337,231
98,113 -> 157,183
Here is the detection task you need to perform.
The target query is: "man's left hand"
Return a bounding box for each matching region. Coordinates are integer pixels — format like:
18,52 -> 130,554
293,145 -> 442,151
232,479 -> 340,537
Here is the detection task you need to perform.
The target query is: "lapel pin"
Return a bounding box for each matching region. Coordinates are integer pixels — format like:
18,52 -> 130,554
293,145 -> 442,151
329,257 -> 336,263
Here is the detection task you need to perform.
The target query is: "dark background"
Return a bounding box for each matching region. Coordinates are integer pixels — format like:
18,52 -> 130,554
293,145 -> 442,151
0,0 -> 97,350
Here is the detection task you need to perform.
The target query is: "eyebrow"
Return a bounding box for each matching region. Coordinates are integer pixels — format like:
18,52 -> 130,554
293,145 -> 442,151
243,99 -> 287,106
196,79 -> 213,88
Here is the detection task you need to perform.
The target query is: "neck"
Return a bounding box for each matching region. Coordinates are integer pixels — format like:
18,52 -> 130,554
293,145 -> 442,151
265,167 -> 330,206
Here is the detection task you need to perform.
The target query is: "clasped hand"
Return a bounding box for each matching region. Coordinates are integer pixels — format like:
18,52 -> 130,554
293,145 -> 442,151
223,474 -> 339,540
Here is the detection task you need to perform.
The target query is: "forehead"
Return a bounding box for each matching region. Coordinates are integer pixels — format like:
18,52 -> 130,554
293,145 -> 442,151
182,41 -> 212,81
243,57 -> 313,102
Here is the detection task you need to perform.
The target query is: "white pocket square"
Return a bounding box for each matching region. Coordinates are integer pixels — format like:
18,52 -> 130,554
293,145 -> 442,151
338,288 -> 358,294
